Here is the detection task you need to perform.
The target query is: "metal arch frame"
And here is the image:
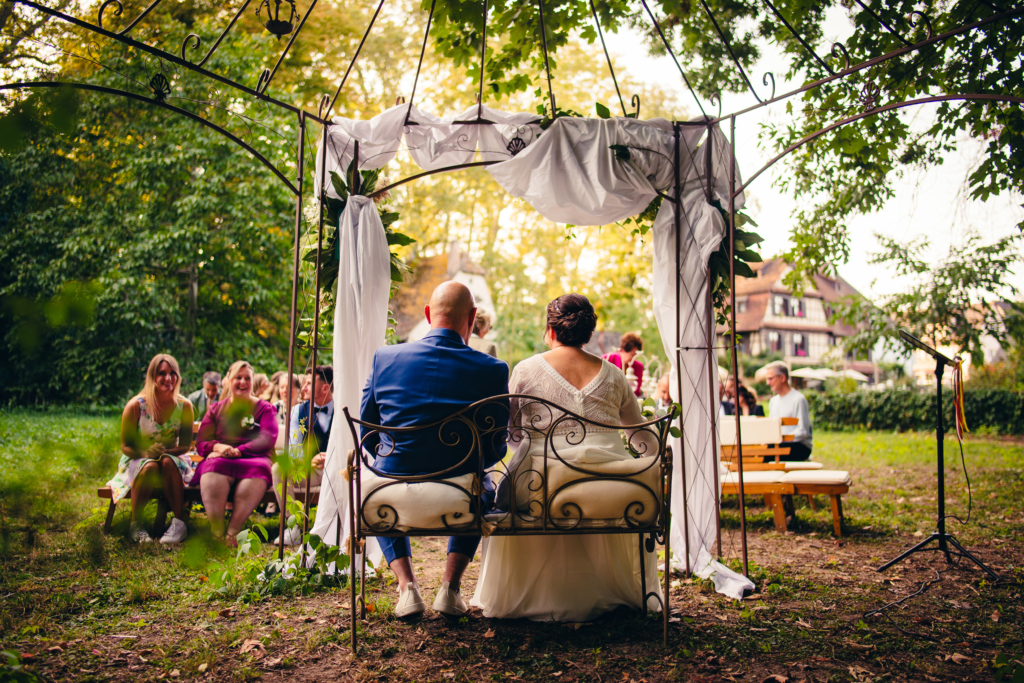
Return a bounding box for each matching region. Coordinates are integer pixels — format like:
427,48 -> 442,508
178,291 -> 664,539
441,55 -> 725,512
2,0 -> 1020,603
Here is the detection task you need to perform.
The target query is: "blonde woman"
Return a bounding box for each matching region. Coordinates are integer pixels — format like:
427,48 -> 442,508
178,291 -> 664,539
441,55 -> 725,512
106,354 -> 195,544
252,373 -> 272,401
468,307 -> 498,358
192,360 -> 278,545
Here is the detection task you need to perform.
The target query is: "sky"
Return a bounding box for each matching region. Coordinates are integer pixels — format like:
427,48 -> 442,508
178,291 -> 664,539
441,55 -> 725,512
601,12 -> 1024,303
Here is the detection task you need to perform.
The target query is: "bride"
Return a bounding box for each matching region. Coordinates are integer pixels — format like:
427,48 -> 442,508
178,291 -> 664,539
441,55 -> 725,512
470,293 -> 661,621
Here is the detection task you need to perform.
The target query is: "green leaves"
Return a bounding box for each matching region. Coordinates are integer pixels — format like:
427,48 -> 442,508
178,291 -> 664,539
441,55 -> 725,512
595,102 -> 611,119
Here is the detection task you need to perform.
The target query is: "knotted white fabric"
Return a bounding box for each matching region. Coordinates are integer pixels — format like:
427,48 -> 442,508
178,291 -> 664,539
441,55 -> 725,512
309,196 -> 390,568
315,107 -> 754,598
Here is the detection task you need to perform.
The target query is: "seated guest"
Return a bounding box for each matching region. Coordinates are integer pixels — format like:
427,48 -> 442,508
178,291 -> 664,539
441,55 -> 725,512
107,353 -> 195,544
187,371 -> 221,422
655,372 -> 672,410
192,360 -> 279,545
722,377 -> 764,416
765,362 -> 812,461
273,365 -> 333,543
361,281 -> 509,619
271,371 -> 303,428
719,377 -> 735,416
252,373 -> 272,401
467,307 -> 498,358
602,331 -> 644,397
736,382 -> 765,416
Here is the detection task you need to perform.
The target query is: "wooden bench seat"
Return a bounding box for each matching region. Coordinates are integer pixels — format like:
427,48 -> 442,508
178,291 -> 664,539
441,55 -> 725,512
98,486 -> 278,536
721,469 -> 850,536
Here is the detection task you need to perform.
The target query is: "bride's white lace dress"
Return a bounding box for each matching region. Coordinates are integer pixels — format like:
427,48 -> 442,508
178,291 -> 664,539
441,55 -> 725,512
470,355 -> 662,621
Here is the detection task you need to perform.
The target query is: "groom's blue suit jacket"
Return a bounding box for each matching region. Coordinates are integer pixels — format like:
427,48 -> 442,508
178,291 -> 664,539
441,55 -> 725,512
359,327 -> 510,476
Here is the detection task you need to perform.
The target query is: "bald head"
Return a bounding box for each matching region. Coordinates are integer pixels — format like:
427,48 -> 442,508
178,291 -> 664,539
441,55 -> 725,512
425,281 -> 477,342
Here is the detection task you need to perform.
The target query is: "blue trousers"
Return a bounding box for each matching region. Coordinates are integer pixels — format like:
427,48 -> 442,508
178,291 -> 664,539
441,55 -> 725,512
377,535 -> 481,565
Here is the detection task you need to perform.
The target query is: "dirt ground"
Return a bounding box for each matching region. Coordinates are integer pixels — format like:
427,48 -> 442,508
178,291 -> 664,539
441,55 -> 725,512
20,527 -> 1022,683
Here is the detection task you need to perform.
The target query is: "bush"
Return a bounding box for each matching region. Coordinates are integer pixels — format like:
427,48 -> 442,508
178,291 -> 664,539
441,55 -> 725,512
807,388 -> 1024,434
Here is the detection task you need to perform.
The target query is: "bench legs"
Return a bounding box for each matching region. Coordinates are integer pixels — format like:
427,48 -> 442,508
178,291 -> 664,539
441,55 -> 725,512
103,500 -> 117,533
767,494 -> 788,533
830,494 -> 844,538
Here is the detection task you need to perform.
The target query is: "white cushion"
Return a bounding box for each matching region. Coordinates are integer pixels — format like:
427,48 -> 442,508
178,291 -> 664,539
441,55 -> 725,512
781,462 -> 824,470
721,470 -> 786,485
544,456 -> 661,525
718,416 -> 782,446
780,470 -> 851,486
359,469 -> 477,532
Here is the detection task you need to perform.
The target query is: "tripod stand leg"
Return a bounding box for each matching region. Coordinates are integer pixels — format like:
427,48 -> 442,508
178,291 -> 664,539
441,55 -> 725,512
876,533 -> 940,573
945,535 -> 1000,580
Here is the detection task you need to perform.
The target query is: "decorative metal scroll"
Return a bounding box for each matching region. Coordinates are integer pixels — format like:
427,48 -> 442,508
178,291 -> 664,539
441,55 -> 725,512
343,395 -> 675,537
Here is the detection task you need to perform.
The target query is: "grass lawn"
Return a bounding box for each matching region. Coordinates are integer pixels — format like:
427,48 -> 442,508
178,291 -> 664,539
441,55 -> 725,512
1,409 -> 1022,683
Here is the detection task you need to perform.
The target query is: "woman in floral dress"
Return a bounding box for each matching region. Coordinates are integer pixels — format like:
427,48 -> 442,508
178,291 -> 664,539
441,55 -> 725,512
107,354 -> 195,543
192,360 -> 278,545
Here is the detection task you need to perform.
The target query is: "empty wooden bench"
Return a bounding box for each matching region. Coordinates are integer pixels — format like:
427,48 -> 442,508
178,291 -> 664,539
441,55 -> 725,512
720,469 -> 851,536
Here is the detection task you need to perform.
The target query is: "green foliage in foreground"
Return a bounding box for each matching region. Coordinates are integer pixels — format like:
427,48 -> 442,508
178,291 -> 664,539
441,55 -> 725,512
807,387 -> 1024,435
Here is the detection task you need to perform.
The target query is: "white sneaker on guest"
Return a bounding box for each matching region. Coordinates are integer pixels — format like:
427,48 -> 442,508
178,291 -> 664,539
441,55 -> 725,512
281,526 -> 302,546
432,582 -> 468,618
131,523 -> 152,543
395,584 -> 426,619
159,518 -> 187,544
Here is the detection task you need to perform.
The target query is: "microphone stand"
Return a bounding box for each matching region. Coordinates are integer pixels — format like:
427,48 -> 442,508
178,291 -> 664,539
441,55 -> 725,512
876,331 -> 998,578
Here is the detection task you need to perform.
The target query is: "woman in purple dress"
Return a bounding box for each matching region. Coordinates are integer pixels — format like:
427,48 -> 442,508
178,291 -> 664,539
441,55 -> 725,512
192,360 -> 278,545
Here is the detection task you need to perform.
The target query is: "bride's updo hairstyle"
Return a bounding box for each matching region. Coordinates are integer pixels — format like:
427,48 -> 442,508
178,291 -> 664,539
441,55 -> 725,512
546,294 -> 598,348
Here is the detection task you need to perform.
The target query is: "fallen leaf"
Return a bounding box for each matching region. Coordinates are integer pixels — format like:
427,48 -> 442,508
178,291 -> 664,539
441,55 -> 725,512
239,639 -> 266,659
743,594 -> 762,601
47,646 -> 64,653
19,653 -> 36,663
442,673 -> 455,679
990,610 -> 1001,622
844,640 -> 876,653
762,676 -> 789,683
170,670 -> 180,678
483,629 -> 495,638
92,649 -> 102,657
272,611 -> 288,619
218,608 -> 233,618
552,673 -> 563,678
365,604 -> 377,613
949,653 -> 971,665
265,657 -> 283,668
795,619 -> 813,629
913,530 -> 924,537
197,663 -> 208,673
301,615 -> 315,622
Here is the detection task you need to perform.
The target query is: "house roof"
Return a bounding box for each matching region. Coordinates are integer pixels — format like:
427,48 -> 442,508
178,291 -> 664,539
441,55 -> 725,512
722,257 -> 865,337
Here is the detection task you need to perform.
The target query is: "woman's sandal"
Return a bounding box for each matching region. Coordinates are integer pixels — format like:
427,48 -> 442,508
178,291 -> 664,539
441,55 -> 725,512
225,534 -> 239,548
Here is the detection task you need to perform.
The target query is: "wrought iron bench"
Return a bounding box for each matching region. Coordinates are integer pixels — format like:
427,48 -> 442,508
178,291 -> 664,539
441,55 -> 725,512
342,394 -> 676,650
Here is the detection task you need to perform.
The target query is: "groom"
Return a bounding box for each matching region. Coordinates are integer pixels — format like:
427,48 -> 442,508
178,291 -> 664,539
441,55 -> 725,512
360,281 -> 509,619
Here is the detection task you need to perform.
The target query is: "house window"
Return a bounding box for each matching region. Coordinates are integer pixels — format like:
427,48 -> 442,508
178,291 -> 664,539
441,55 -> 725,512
793,333 -> 808,357
772,295 -> 790,317
792,298 -> 806,318
823,303 -> 833,320
828,333 -> 836,347
768,331 -> 783,352
737,299 -> 747,314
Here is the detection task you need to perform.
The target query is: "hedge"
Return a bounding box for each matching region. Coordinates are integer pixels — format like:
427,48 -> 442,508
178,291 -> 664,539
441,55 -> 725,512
806,388 -> 1024,434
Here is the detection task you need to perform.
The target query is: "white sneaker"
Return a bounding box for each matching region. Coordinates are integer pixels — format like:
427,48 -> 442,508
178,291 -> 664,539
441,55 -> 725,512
432,582 -> 468,618
131,524 -> 152,543
395,584 -> 426,619
281,526 -> 302,546
159,518 -> 187,544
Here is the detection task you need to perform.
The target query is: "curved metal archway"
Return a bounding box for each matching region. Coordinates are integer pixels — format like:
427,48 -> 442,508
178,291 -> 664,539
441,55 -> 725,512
2,0 -> 1020,580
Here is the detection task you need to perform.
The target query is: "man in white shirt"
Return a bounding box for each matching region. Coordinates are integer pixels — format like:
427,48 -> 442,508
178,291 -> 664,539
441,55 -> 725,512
765,362 -> 813,461
274,365 -> 332,543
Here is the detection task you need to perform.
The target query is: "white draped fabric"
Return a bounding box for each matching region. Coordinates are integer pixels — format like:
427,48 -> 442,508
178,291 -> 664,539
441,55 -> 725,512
314,107 -> 753,598
308,196 -> 390,567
